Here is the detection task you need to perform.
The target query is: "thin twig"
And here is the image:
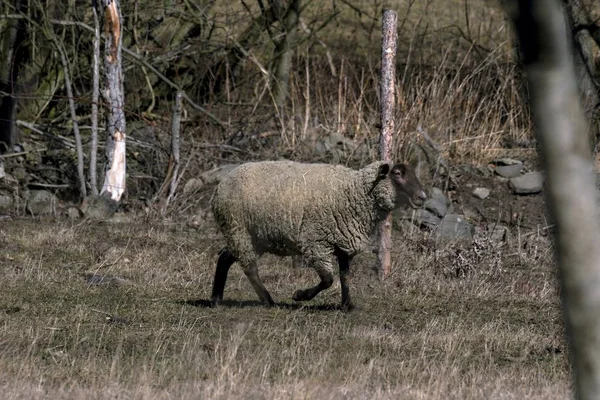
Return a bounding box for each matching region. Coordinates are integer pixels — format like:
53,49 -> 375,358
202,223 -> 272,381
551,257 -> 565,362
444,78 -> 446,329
16,120 -> 76,149
49,30 -> 86,197
0,148 -> 48,159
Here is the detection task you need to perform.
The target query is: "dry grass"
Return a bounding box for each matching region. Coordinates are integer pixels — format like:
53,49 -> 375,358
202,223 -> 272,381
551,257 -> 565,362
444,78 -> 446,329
0,218 -> 569,399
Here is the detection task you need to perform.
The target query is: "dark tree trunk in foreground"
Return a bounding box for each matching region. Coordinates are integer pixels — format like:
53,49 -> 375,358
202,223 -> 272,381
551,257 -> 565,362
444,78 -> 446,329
509,1 -> 600,398
377,10 -> 397,280
100,0 -> 126,202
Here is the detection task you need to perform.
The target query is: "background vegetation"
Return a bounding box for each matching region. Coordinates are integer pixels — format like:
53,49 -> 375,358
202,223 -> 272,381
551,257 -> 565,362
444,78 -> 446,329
0,0 -> 599,398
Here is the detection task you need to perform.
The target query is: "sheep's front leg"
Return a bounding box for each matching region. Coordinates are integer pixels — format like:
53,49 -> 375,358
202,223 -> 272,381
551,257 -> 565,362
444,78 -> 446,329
292,258 -> 334,302
241,259 -> 275,306
336,249 -> 355,311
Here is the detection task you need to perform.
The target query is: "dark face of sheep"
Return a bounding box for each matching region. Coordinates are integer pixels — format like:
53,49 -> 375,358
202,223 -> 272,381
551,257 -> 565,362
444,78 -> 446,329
375,163 -> 427,210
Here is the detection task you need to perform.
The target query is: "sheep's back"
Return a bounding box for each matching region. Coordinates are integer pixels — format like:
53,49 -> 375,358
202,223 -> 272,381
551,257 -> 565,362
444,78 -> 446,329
213,161 -> 363,254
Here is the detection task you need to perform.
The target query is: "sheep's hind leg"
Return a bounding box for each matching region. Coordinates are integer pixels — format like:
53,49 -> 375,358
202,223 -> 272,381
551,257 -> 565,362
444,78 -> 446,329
335,248 -> 355,311
292,259 -> 334,302
211,249 -> 237,307
241,259 -> 275,306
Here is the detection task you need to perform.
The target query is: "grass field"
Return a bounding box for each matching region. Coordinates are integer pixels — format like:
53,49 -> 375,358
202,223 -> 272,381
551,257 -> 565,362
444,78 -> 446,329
0,217 -> 570,399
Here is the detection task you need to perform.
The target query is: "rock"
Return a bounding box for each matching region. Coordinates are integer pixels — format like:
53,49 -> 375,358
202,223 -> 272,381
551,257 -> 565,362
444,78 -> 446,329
82,195 -> 119,220
493,158 -> 522,166
327,132 -> 357,151
200,164 -> 238,185
436,214 -> 474,242
314,133 -> 361,164
509,171 -> 544,194
413,209 -> 442,228
11,166 -> 29,182
0,193 -> 13,212
488,224 -> 509,242
67,207 -> 82,221
494,163 -> 523,178
27,190 -> 56,215
183,178 -> 204,194
475,223 -> 509,242
0,162 -> 4,180
425,188 -> 448,218
472,187 -> 490,200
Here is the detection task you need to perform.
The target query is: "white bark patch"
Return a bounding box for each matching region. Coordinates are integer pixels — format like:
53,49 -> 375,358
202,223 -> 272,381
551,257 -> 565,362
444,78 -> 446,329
101,130 -> 126,201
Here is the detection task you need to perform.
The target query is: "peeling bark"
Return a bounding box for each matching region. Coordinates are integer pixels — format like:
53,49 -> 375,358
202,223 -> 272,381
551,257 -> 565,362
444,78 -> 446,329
100,0 -> 126,202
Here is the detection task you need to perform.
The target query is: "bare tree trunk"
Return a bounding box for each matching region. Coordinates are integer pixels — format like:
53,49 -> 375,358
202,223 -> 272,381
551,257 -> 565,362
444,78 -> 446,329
562,0 -> 600,148
90,0 -> 101,196
509,1 -> 600,398
0,0 -> 25,153
273,0 -> 300,109
100,0 -> 126,202
164,90 -> 183,211
377,10 -> 397,281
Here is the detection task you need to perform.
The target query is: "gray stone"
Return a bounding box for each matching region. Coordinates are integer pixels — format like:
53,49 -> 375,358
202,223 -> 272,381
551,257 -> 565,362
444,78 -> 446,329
11,166 -> 29,182
436,214 -> 474,242
200,164 -> 238,185
27,190 -> 56,215
0,163 -> 4,180
413,209 -> 442,228
67,207 -> 82,221
488,223 -> 509,242
472,187 -> 490,200
183,178 -> 205,194
425,187 -> 448,218
327,132 -> 357,151
0,194 -> 13,212
475,223 -> 508,242
493,158 -> 522,166
83,195 -> 118,220
509,171 -> 545,194
494,163 -> 523,178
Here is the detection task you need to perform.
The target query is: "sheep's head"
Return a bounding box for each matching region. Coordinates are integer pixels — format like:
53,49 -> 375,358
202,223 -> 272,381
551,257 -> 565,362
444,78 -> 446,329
370,162 -> 427,211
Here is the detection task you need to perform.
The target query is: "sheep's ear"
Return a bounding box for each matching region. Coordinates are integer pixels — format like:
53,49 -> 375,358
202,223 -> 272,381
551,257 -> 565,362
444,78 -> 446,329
392,164 -> 407,185
377,163 -> 391,180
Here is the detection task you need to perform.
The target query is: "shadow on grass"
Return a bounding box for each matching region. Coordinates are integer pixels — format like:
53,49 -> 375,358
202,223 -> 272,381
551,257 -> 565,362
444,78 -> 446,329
178,298 -> 345,312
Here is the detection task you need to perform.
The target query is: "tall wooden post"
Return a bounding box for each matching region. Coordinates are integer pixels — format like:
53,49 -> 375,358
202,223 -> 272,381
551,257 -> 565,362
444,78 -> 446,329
509,1 -> 600,398
377,10 -> 398,280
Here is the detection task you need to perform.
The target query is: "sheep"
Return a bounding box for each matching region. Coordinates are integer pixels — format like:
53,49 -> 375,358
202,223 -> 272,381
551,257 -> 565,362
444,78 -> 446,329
210,160 -> 426,310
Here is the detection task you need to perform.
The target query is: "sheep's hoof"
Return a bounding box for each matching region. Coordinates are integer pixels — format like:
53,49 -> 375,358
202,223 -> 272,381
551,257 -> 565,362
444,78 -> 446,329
341,303 -> 358,313
210,296 -> 221,308
292,289 -> 308,301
